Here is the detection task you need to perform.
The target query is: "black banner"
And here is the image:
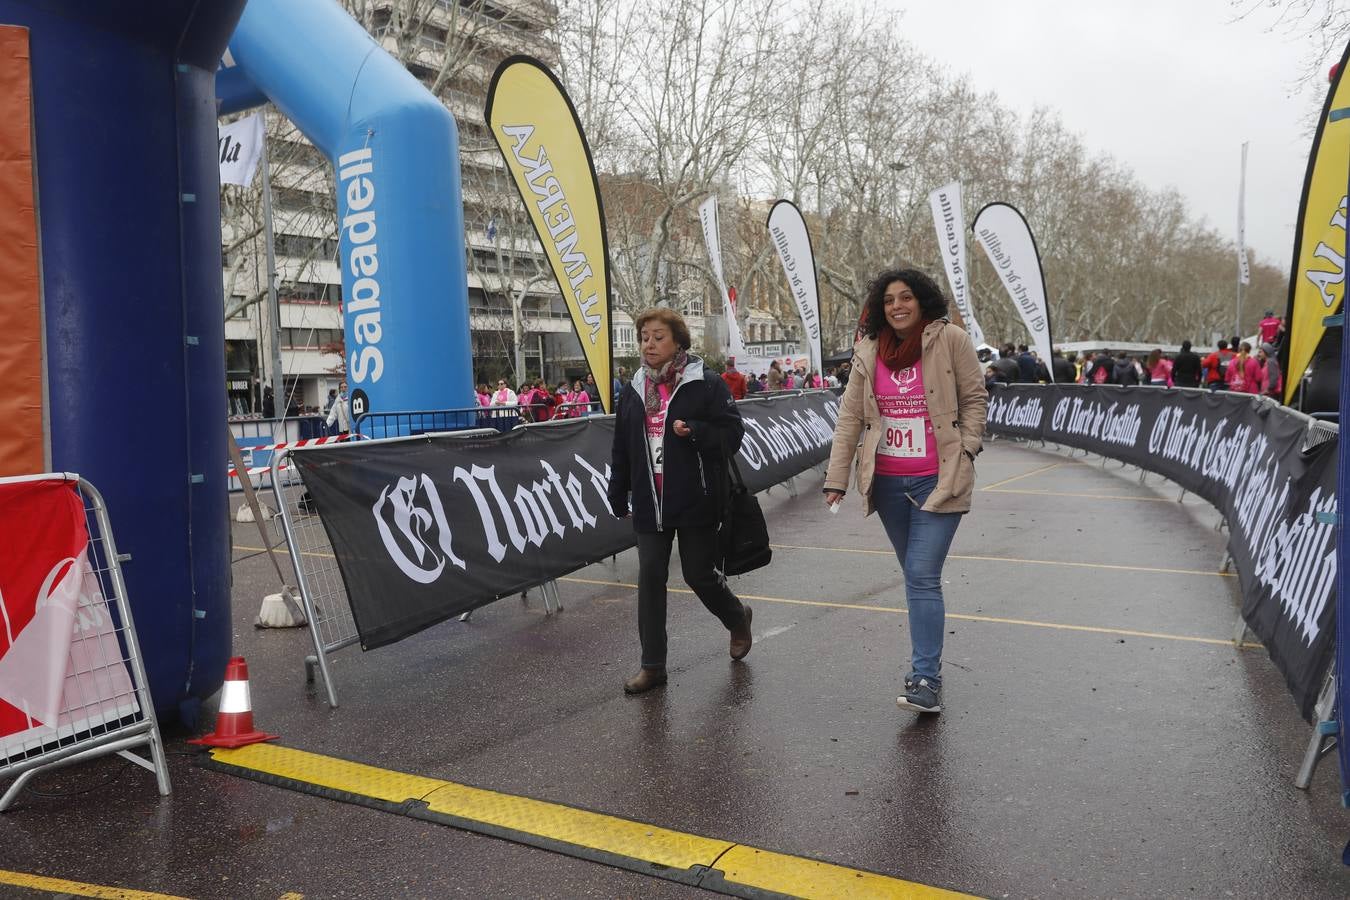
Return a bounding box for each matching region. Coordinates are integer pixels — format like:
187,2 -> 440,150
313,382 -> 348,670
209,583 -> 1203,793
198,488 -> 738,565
291,391 -> 840,650
986,384 -> 1338,721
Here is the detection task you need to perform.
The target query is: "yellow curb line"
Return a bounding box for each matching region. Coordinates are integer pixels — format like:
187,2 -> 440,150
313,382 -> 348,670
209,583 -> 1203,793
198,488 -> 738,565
0,870 -> 188,900
205,744 -> 975,900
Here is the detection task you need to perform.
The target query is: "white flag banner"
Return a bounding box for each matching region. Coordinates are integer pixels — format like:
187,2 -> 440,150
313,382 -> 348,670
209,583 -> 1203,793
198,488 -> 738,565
218,112 -> 265,187
697,195 -> 747,359
972,202 -> 1055,380
928,182 -> 985,348
1237,142 -> 1251,286
765,200 -> 823,375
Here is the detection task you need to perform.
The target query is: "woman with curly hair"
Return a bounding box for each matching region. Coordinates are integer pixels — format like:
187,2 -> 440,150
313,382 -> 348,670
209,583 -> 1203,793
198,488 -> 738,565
823,268 -> 987,714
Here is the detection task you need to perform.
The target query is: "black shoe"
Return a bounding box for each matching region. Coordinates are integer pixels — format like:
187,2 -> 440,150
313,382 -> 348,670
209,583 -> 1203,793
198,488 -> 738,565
730,605 -> 753,660
623,668 -> 667,694
897,676 -> 941,713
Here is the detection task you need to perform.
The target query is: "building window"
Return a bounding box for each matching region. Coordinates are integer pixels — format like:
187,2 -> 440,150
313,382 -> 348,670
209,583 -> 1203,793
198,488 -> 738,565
274,233 -> 338,260
281,327 -> 343,349
280,281 -> 341,304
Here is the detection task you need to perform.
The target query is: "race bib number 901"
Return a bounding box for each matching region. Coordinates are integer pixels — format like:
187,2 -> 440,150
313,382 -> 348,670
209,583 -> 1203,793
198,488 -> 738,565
879,415 -> 926,458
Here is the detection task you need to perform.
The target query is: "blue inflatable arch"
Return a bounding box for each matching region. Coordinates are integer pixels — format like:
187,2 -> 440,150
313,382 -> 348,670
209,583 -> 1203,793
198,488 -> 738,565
219,0 -> 474,419
0,0 -> 472,721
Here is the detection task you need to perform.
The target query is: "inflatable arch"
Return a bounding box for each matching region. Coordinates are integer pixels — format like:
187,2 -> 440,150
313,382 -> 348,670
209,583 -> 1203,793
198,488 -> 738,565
218,0 -> 474,419
0,0 -> 471,720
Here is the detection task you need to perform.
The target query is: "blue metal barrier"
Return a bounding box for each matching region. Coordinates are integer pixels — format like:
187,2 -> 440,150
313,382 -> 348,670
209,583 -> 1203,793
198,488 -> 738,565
355,400 -> 609,439
356,406 -> 514,439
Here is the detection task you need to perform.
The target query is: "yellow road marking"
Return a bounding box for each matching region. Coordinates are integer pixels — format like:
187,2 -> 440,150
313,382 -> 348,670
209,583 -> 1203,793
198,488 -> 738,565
240,544 -> 1241,643
715,845 -> 968,898
208,744 -> 971,899
563,575 -> 906,614
558,577 -> 1254,648
978,461 -> 1066,490
770,543 -> 1233,579
236,543 -> 1232,581
0,870 -> 186,900
983,486 -> 1176,503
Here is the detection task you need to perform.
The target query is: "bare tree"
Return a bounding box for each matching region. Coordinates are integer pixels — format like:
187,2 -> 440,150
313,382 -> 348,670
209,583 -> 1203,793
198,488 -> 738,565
1232,0 -> 1350,89
559,0 -> 782,318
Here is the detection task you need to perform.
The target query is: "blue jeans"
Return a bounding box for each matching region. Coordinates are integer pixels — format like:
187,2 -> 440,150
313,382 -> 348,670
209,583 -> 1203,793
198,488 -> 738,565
873,473 -> 963,686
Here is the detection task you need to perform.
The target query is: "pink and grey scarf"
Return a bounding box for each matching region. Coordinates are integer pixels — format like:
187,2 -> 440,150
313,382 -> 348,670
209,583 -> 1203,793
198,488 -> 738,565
642,350 -> 689,415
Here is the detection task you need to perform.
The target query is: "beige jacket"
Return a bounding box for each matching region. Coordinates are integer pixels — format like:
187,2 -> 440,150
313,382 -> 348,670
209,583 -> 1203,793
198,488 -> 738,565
824,321 -> 988,515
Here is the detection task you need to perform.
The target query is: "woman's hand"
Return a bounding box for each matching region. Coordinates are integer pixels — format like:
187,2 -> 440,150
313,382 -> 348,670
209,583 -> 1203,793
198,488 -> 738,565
672,419 -> 691,438
823,490 -> 844,510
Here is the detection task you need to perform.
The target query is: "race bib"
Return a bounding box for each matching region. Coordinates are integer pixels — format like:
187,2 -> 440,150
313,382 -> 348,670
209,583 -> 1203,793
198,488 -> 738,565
879,415 -> 926,458
648,433 -> 665,474
646,411 -> 666,474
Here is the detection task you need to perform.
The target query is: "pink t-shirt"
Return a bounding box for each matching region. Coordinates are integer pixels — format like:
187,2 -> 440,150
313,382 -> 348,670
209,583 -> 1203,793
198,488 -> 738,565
645,382 -> 673,494
873,358 -> 939,477
1227,355 -> 1261,393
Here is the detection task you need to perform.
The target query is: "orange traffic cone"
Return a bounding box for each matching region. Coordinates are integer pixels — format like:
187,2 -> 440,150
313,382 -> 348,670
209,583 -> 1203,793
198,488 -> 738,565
189,656 -> 278,749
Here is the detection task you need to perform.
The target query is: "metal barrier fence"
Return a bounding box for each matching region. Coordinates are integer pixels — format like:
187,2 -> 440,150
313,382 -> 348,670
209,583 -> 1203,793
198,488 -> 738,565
228,415 -> 328,493
270,429 -> 563,708
991,386 -> 1340,789
355,400 -> 605,440
273,392 -> 834,707
0,474 -> 171,811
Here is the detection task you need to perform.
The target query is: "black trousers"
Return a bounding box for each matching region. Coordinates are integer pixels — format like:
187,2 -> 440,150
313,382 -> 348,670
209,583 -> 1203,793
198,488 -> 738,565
636,526 -> 746,669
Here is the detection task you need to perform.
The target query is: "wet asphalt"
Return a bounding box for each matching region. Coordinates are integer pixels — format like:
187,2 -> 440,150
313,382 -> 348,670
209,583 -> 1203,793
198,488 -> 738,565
1,438 -> 1348,899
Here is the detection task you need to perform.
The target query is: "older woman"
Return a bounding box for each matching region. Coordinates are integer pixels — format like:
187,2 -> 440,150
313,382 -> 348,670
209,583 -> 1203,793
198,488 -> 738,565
608,308 -> 753,694
823,268 -> 987,714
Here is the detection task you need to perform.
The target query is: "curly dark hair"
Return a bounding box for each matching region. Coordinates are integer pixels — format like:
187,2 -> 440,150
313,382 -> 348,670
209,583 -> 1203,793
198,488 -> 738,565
861,268 -> 949,338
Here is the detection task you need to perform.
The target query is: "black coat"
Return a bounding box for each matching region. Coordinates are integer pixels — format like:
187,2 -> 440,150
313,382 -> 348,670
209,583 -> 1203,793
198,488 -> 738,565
608,358 -> 744,533
1171,351 -> 1203,387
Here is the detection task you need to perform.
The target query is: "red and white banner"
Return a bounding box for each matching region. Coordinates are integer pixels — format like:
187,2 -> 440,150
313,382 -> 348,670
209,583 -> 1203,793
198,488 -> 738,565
0,479 -> 137,760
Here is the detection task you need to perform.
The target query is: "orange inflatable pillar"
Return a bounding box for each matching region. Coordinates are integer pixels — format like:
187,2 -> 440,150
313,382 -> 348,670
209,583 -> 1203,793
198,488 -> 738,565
0,26 -> 44,477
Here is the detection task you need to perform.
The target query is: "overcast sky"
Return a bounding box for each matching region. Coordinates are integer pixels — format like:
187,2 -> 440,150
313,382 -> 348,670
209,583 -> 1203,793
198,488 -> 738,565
887,0 -> 1336,270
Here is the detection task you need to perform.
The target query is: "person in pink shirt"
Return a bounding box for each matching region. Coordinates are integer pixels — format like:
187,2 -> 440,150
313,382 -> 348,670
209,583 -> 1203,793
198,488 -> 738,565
567,379 -> 589,416
1144,349 -> 1172,386
1258,310 -> 1284,347
823,268 -> 987,715
1226,342 -> 1262,393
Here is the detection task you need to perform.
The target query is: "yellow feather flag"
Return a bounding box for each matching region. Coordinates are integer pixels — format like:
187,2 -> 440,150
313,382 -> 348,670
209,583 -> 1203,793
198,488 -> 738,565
485,57 -> 613,412
1283,43 -> 1350,405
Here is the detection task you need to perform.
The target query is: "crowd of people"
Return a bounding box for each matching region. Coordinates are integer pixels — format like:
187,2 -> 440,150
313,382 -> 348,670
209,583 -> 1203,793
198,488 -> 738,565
473,355 -> 856,420
472,372 -> 615,423
981,311 -> 1286,401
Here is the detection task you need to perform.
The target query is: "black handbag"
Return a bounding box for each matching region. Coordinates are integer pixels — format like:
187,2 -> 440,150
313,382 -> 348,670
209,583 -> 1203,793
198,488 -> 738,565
719,456 -> 772,576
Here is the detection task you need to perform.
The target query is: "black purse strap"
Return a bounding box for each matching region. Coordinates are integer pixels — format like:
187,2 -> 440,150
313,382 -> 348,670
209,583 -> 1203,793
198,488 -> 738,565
726,452 -> 747,491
